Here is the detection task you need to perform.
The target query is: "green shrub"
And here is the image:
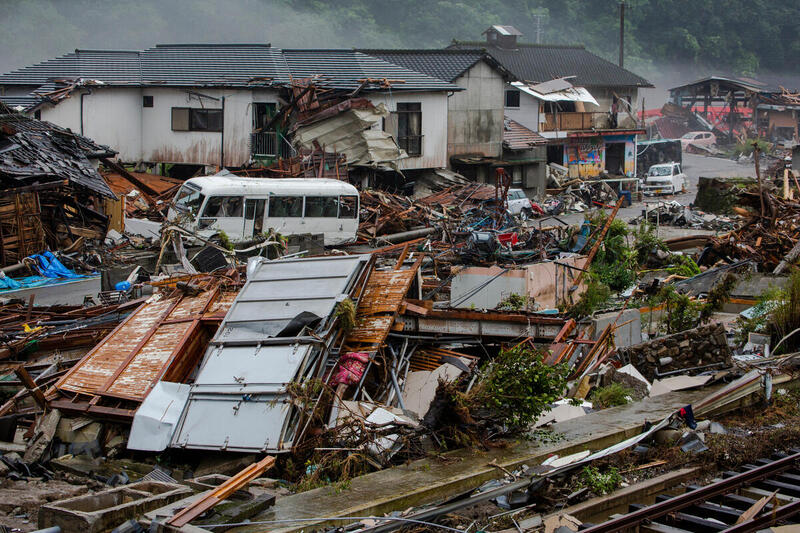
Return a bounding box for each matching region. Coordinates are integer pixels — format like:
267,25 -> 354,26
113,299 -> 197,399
568,277 -> 612,318
633,221 -> 668,266
581,465 -> 622,495
467,346 -> 569,432
590,383 -> 632,409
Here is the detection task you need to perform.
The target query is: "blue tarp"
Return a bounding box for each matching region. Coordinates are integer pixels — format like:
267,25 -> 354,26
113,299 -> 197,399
0,252 -> 93,294
29,252 -> 80,279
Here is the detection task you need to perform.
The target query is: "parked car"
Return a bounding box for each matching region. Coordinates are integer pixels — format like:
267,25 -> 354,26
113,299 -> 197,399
642,163 -> 687,195
680,131 -> 716,150
506,188 -> 541,219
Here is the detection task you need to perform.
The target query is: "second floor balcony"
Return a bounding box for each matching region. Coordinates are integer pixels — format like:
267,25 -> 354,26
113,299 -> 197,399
540,111 -> 613,132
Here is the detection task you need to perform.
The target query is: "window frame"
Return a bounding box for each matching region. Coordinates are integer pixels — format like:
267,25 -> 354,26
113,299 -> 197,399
505,89 -> 521,108
171,107 -> 223,132
268,195 -> 304,218
395,102 -> 423,157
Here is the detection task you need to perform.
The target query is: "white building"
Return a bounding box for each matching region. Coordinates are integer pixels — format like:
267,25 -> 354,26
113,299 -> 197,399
0,45 -> 460,173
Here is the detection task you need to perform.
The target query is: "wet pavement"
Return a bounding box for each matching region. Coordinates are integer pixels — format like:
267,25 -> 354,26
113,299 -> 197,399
230,387 -> 715,533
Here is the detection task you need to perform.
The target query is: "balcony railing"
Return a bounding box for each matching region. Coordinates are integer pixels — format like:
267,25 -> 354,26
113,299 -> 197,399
540,112 -> 612,132
250,132 -> 277,157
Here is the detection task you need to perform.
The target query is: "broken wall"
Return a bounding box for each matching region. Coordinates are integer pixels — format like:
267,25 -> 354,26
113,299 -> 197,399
616,322 -> 732,381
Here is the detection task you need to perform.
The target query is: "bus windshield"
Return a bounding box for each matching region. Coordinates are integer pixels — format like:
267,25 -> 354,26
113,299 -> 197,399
174,184 -> 205,214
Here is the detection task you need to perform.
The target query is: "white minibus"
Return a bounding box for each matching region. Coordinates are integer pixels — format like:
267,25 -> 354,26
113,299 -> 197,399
167,173 -> 360,246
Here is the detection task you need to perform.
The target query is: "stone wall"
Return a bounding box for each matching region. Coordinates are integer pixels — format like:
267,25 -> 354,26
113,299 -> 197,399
616,322 -> 731,380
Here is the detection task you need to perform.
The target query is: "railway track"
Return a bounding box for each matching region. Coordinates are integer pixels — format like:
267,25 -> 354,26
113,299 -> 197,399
580,448 -> 800,532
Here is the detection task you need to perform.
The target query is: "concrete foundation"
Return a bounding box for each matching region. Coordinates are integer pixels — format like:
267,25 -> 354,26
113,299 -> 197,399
38,481 -> 191,533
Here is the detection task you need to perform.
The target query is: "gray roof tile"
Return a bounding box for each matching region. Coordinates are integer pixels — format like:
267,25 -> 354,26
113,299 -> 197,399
0,45 -> 460,93
449,42 -> 653,89
357,49 -> 490,82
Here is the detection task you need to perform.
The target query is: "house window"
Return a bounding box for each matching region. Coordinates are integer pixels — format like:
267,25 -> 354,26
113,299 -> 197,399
396,102 -> 422,156
505,89 -> 521,108
171,108 -> 223,132
143,95 -> 154,108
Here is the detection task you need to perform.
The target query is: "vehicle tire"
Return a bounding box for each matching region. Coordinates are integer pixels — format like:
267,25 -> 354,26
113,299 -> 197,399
521,208 -> 532,221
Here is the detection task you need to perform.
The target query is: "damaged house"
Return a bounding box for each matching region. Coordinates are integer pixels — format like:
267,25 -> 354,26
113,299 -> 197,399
361,49 -> 547,196
450,25 -> 653,179
0,46 -> 460,179
0,109 -> 117,271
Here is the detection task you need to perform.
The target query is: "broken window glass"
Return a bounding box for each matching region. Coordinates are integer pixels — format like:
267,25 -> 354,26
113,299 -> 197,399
203,196 -> 244,217
304,196 -> 338,218
338,195 -> 358,219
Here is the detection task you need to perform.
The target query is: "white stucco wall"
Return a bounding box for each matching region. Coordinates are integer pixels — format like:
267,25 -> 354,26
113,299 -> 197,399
447,60 -> 505,159
39,87 -> 281,166
503,86 -> 541,133
369,91 -> 449,170
141,87 -> 280,166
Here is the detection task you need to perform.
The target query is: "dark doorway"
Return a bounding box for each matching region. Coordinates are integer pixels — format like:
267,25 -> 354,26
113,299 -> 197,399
605,142 -> 625,175
547,144 -> 564,165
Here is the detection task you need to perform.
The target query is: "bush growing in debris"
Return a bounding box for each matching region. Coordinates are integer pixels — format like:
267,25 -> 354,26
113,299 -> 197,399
738,270 -> 800,354
435,346 -> 569,436
589,213 -> 637,292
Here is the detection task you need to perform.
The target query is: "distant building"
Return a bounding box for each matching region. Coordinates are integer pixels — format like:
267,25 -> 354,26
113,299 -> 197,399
450,25 -> 653,180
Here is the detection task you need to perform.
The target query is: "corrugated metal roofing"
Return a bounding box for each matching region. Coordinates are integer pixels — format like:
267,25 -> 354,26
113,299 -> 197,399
503,117 -> 547,150
449,42 -> 653,89
0,45 -> 459,92
358,49 -> 488,82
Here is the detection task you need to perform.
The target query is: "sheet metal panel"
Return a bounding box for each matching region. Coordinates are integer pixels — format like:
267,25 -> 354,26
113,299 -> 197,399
216,255 -> 368,341
56,288 -> 231,401
171,255 -> 370,453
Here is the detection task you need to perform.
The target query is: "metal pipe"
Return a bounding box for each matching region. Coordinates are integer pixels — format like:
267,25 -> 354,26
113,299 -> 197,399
378,227 -> 435,244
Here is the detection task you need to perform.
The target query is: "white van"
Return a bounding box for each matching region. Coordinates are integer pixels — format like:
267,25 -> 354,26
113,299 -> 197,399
167,173 -> 360,246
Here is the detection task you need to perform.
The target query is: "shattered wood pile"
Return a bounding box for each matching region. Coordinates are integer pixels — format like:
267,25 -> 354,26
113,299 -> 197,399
49,278 -> 237,420
359,189 -> 432,240
102,168 -> 183,221
706,191 -> 800,271
0,298 -> 144,418
0,191 -> 46,265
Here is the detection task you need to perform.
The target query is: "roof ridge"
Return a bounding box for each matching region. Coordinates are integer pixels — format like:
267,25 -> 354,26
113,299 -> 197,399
451,39 -> 586,50
74,49 -> 141,54
153,43 -> 272,48
357,48 -> 485,54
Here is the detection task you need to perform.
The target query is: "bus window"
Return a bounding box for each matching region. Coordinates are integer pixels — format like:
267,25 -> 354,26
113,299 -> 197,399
339,195 -> 358,218
174,185 -> 205,213
269,196 -> 303,217
304,196 -> 338,218
244,199 -> 266,236
203,196 -> 244,218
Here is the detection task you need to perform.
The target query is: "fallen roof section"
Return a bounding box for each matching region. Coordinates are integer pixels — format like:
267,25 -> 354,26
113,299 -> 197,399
0,113 -> 116,197
167,255 -> 372,453
52,282 -> 236,418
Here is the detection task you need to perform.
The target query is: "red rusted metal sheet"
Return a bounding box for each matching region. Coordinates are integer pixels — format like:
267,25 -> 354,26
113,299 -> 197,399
55,287 -> 235,402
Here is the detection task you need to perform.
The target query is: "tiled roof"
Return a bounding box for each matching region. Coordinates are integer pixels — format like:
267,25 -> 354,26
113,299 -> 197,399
0,114 -> 116,197
449,41 -> 653,89
358,49 -> 497,82
280,49 -> 461,91
0,45 -> 460,93
503,117 -> 546,150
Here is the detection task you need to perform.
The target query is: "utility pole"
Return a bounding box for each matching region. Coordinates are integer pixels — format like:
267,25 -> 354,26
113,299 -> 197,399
619,1 -> 625,68
532,13 -> 545,44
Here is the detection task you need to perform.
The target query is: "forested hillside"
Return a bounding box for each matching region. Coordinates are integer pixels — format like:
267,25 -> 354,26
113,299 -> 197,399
1,0 -> 794,81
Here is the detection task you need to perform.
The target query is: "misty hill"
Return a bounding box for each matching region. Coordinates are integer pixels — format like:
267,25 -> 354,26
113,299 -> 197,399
1,0 -> 795,86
